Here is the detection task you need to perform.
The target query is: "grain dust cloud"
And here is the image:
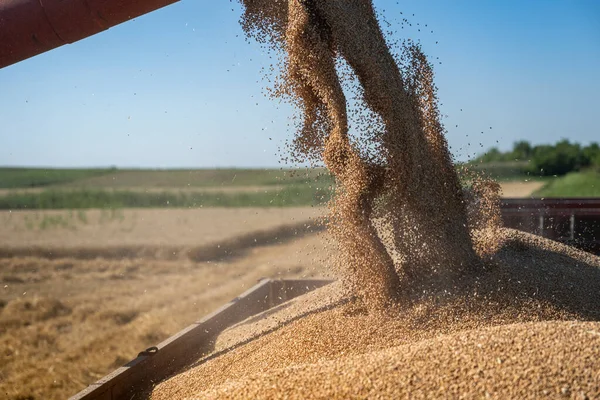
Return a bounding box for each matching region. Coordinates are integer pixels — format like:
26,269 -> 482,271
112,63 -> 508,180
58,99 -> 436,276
241,0 -> 484,308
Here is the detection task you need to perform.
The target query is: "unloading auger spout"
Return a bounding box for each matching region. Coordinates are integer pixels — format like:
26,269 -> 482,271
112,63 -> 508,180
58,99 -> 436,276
0,0 -> 180,69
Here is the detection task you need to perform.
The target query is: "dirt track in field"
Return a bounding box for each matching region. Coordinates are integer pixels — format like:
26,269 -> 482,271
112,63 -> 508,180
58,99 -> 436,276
498,181 -> 545,197
0,208 -> 329,400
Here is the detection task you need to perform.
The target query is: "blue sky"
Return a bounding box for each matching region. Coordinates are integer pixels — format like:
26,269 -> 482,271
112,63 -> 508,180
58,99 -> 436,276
0,0 -> 598,168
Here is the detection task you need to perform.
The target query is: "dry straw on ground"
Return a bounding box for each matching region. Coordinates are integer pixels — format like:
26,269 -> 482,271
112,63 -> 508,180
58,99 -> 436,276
0,209 -> 328,400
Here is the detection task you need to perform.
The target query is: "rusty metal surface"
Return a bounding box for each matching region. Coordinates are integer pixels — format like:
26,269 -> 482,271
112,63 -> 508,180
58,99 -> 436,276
69,278 -> 334,400
0,0 -> 179,69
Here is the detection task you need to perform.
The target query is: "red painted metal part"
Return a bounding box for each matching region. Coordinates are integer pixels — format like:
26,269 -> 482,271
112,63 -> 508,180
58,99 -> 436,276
0,0 -> 179,69
501,198 -> 600,210
501,198 -> 600,254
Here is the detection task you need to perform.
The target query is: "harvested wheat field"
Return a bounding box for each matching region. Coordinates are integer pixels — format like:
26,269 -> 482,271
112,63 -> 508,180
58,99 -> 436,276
152,228 -> 600,399
0,208 -> 328,399
0,208 -> 322,249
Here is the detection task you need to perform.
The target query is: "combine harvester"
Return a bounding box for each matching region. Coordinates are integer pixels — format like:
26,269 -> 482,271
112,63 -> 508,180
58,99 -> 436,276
1,1 -> 599,399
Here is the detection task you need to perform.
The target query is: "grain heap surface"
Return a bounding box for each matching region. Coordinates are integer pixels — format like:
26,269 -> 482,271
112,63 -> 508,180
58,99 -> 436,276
152,1 -> 600,398
152,229 -> 600,399
170,320 -> 600,399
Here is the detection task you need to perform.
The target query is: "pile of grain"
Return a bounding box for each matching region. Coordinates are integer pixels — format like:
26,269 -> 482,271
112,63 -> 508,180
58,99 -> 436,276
152,228 -> 600,399
151,1 -> 600,398
163,320 -> 600,399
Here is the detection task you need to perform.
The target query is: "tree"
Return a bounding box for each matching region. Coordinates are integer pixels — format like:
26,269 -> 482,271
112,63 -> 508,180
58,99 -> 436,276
511,140 -> 532,161
477,147 -> 502,163
529,139 -> 583,176
583,142 -> 600,168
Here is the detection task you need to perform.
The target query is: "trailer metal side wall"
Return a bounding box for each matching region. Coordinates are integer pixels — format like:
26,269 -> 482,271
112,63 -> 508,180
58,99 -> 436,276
70,278 -> 334,400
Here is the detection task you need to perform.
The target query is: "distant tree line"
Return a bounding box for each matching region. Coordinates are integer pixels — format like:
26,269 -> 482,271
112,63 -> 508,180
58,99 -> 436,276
474,140 -> 600,176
